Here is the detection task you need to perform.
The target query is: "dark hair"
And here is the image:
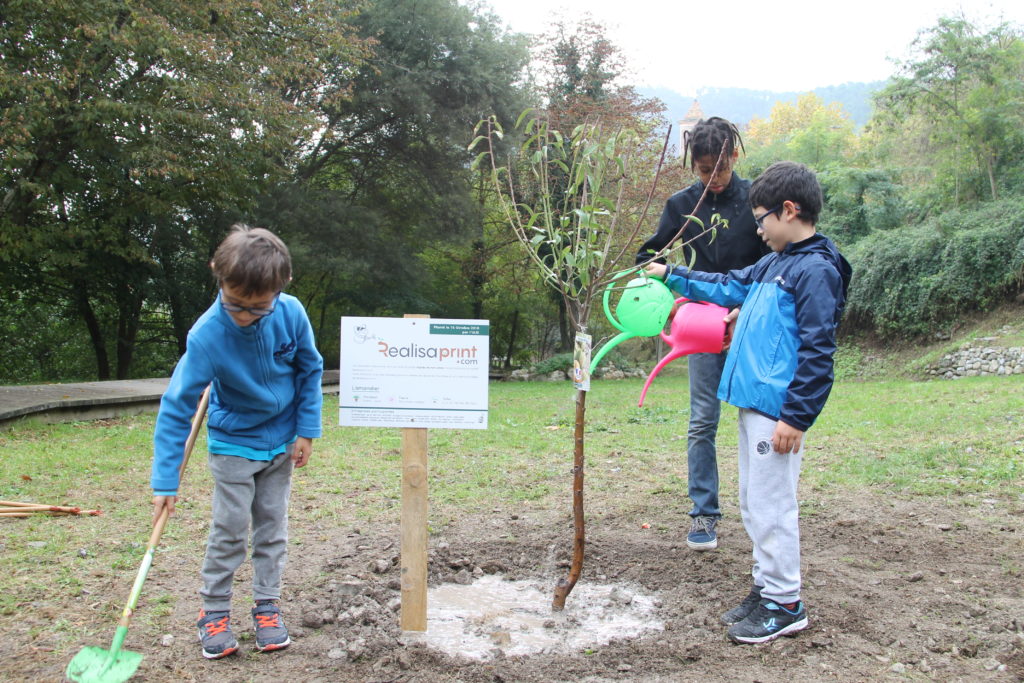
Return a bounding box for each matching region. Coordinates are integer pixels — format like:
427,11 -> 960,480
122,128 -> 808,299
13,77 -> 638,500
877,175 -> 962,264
682,116 -> 745,169
210,224 -> 291,296
749,161 -> 823,224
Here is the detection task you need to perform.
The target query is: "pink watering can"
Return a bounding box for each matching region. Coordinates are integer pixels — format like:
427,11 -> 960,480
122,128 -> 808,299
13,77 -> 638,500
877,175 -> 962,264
637,297 -> 729,406
589,272 -> 676,374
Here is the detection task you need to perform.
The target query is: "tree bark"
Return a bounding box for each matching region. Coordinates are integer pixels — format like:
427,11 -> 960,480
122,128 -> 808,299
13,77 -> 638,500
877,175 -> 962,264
503,309 -> 519,369
73,286 -> 110,380
552,388 -> 586,610
115,284 -> 144,379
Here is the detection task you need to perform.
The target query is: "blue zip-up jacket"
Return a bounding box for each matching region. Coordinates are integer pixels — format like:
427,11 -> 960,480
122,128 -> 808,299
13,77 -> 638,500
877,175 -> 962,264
664,233 -> 852,431
151,292 -> 324,493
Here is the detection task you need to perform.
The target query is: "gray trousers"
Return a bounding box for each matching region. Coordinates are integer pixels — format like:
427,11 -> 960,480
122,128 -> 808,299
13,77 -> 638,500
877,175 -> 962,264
200,448 -> 293,612
737,409 -> 803,603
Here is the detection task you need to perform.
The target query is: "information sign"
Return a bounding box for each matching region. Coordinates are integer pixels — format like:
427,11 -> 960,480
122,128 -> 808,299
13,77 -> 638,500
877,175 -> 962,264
339,317 -> 489,429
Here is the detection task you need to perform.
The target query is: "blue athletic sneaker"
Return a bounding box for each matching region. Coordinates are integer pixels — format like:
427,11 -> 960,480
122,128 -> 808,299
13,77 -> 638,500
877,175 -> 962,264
721,586 -> 764,625
686,516 -> 719,551
197,610 -> 238,659
727,599 -> 808,644
252,600 -> 291,652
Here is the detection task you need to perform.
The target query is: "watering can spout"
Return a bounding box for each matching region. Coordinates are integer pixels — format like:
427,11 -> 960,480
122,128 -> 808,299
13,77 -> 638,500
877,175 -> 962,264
637,298 -> 728,406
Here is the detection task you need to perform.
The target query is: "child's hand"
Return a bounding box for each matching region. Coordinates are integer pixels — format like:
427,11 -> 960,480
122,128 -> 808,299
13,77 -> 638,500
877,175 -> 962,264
292,437 -> 314,468
722,308 -> 740,350
772,421 -> 804,454
644,263 -> 668,281
152,495 -> 176,526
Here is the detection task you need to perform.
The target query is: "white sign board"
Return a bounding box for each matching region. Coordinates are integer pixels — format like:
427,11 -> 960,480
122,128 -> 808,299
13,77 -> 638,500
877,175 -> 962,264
339,317 -> 489,429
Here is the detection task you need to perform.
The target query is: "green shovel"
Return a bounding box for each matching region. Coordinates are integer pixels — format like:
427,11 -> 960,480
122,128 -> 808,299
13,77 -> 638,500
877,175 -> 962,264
66,386 -> 210,683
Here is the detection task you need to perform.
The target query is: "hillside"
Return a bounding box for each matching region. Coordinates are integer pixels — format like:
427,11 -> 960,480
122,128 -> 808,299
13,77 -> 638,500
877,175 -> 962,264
838,300 -> 1024,381
642,81 -> 886,130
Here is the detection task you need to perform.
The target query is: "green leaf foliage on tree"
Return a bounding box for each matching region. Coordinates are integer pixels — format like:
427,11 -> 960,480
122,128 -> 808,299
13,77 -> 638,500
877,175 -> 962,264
264,0 -> 531,368
844,197 -> 1024,338
740,93 -> 858,177
0,0 -> 369,379
871,16 -> 1024,208
816,167 -> 909,246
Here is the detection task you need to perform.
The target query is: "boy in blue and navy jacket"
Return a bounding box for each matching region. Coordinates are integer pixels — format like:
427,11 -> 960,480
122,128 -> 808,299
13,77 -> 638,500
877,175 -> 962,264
151,224 -> 323,659
646,161 -> 852,644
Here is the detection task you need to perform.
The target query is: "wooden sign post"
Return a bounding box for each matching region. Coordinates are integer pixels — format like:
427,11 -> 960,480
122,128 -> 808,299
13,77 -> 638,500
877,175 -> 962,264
400,422 -> 429,630
401,309 -> 431,631
339,313 -> 489,633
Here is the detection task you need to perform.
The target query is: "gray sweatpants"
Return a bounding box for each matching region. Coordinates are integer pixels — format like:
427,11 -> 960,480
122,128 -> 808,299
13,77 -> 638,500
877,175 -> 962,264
737,408 -> 803,604
200,448 -> 294,612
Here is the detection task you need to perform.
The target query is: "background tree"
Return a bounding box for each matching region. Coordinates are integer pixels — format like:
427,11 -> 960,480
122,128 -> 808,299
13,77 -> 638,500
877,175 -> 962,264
525,17 -> 671,352
0,0 -> 369,379
741,93 -> 857,175
871,16 -> 1024,209
262,0 -> 531,368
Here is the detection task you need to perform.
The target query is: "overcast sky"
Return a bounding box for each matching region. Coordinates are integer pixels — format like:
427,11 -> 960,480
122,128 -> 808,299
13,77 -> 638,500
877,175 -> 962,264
473,0 -> 1024,94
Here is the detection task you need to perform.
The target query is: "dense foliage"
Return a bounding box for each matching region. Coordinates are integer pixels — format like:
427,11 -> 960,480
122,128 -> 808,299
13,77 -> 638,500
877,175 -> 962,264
0,0 -> 528,381
737,16 -> 1024,341
844,198 -> 1024,338
1,9 -> 1023,383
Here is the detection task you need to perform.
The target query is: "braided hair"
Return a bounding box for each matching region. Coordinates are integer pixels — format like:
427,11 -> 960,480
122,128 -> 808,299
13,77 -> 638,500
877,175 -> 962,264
682,116 -> 745,170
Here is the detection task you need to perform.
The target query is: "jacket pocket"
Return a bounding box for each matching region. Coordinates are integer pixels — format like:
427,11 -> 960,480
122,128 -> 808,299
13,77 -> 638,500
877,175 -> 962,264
207,405 -> 239,433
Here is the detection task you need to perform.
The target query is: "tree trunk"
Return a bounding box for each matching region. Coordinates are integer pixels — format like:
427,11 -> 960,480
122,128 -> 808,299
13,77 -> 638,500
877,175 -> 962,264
115,284 -> 144,379
73,286 -> 110,380
552,387 -> 586,610
470,239 -> 486,320
503,309 -> 519,369
986,153 -> 998,201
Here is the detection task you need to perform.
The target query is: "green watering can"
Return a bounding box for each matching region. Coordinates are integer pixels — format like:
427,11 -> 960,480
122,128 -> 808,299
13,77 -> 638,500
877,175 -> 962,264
589,272 -> 675,373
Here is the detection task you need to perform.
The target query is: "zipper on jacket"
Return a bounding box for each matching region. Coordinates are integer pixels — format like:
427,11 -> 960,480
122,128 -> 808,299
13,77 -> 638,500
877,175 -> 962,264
255,328 -> 283,415
721,255 -> 776,404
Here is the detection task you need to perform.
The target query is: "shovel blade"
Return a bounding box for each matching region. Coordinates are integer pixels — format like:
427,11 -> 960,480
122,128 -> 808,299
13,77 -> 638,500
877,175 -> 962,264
65,646 -> 143,683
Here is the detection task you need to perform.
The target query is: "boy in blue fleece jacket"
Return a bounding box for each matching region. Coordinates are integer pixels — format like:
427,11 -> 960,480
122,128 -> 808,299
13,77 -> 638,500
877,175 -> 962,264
646,161 -> 852,644
151,224 -> 323,659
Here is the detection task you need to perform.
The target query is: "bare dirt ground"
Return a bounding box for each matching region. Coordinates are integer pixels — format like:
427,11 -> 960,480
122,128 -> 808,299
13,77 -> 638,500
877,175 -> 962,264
7,483 -> 1024,682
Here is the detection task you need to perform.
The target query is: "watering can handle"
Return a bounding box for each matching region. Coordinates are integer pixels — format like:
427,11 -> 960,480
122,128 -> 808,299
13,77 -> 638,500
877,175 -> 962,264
602,270 -> 636,334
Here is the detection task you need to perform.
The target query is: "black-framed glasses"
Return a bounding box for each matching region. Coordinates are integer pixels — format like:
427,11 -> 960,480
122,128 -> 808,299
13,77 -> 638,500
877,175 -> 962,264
754,205 -> 782,230
220,291 -> 279,317
755,204 -> 802,229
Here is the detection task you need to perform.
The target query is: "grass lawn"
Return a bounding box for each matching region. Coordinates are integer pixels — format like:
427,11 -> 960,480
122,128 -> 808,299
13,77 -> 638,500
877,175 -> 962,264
1,373 -> 1021,624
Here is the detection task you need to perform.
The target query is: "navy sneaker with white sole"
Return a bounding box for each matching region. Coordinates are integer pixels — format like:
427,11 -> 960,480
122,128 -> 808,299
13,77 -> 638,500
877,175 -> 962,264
727,598 -> 808,644
252,600 -> 291,652
686,515 -> 719,551
197,610 -> 238,659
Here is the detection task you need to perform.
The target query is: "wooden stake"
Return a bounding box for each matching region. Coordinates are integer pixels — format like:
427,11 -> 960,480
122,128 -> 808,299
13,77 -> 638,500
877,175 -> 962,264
0,505 -> 80,514
400,313 -> 430,632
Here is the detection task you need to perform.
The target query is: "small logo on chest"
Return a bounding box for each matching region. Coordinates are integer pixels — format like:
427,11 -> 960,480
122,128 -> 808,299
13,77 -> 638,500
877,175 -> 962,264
273,341 -> 296,358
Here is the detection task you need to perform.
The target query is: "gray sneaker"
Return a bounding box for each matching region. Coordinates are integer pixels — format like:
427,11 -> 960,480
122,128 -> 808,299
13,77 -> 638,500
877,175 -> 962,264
728,599 -> 808,644
721,586 -> 764,625
252,600 -> 291,652
197,610 -> 238,659
686,515 -> 719,551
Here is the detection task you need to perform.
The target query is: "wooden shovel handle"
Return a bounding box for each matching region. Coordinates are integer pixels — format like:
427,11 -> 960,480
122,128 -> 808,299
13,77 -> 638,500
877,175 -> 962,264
148,385 -> 210,546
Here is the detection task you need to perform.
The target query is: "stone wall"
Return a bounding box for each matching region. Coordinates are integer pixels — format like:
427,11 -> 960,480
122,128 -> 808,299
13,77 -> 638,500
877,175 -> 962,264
506,365 -> 647,381
927,340 -> 1024,379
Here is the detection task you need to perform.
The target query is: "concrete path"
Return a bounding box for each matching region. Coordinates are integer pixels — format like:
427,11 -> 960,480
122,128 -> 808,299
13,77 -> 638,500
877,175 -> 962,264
0,371 -> 339,425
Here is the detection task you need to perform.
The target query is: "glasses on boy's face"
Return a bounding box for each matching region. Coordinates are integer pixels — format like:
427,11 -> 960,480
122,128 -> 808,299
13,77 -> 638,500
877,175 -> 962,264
754,206 -> 782,230
220,292 -> 279,317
